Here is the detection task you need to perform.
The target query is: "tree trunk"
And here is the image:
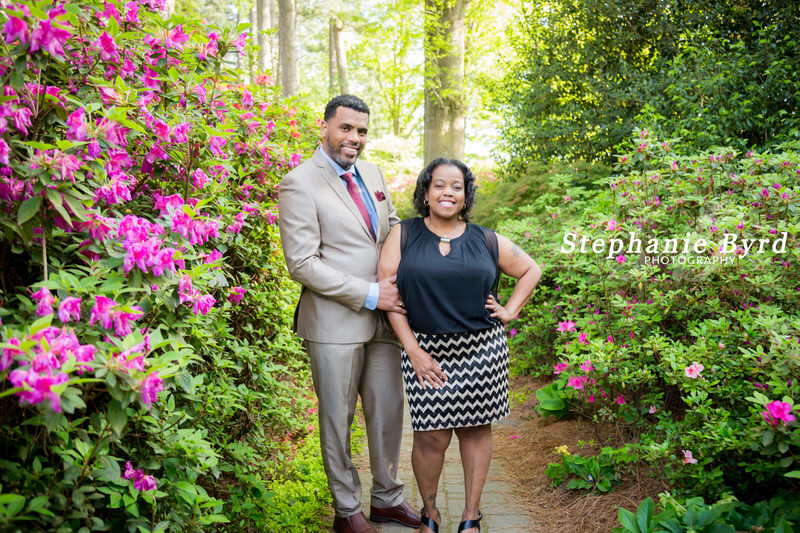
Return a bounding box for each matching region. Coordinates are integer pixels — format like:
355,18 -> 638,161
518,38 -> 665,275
424,0 -> 470,162
257,0 -> 268,74
249,5 -> 256,78
278,0 -> 298,96
269,0 -> 279,76
162,0 -> 174,19
331,17 -> 349,94
328,19 -> 337,96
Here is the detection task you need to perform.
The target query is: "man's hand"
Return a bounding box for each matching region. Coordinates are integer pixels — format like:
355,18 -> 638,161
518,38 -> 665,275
377,274 -> 406,314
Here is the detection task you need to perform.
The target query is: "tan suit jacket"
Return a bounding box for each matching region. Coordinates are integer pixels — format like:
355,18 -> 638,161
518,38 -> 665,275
279,149 -> 400,343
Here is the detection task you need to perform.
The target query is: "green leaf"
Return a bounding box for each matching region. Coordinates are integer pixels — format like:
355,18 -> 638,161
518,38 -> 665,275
107,400 -> 128,436
46,188 -> 72,225
618,507 -> 640,533
784,470 -> 800,479
637,498 -> 654,532
0,494 -> 25,517
18,195 -> 42,224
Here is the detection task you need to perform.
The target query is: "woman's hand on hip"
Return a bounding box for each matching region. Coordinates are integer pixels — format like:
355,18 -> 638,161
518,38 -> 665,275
408,348 -> 447,389
486,294 -> 513,324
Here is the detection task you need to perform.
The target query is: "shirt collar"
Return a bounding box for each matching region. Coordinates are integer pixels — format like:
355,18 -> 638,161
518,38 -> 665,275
318,146 -> 355,177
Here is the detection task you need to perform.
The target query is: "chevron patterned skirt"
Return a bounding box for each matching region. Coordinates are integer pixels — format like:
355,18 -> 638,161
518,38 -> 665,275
402,322 -> 510,431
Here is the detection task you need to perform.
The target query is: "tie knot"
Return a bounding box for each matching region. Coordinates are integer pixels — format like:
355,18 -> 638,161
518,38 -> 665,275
341,172 -> 354,183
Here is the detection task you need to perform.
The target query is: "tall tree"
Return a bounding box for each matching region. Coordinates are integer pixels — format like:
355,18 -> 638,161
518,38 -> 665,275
269,0 -> 279,77
328,14 -> 349,94
278,0 -> 298,95
424,0 -> 470,162
256,0 -> 268,73
351,0 -> 423,138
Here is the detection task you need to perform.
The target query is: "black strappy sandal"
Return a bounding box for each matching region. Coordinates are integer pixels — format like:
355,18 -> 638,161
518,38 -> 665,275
420,508 -> 439,533
457,510 -> 483,532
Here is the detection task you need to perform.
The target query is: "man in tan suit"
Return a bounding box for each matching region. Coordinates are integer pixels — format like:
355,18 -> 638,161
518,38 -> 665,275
279,95 -> 421,533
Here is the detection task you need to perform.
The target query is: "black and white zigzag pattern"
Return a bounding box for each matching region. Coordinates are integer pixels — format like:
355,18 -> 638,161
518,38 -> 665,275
402,322 -> 510,431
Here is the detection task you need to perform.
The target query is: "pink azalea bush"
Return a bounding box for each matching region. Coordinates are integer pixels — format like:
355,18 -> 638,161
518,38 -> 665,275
0,1 -> 320,530
503,129 -> 800,500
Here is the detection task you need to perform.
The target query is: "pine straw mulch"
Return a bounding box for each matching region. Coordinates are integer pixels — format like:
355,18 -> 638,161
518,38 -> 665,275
492,375 -> 668,533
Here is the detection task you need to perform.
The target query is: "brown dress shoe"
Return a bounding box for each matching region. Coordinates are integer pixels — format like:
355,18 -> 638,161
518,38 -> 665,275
369,501 -> 422,528
332,511 -> 378,533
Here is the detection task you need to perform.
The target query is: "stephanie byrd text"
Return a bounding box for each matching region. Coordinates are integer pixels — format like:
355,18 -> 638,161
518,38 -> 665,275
560,231 -> 789,259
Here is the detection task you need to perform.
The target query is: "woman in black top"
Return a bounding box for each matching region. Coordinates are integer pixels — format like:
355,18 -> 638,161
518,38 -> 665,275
379,158 -> 542,533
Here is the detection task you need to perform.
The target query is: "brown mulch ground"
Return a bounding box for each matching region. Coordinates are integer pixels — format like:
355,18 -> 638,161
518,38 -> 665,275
493,375 -> 668,533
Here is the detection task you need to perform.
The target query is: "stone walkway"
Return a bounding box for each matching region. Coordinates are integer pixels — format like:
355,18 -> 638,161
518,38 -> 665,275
354,406 -> 536,533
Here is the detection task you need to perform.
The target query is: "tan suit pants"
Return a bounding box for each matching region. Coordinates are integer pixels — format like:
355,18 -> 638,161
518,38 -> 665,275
306,334 -> 405,517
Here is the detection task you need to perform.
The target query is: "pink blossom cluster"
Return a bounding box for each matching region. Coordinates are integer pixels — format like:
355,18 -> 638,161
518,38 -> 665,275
684,362 -> 704,378
3,2 -> 72,58
761,400 -> 796,427
116,215 -> 187,276
178,275 -> 216,315
4,326 -> 95,412
228,286 -> 246,304
124,461 -> 157,492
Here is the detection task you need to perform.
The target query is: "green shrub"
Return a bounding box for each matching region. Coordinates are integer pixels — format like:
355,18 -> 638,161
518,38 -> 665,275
500,129 -> 800,501
0,1 -> 326,531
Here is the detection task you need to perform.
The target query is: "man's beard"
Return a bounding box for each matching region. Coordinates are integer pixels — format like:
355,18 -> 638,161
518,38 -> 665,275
325,139 -> 360,169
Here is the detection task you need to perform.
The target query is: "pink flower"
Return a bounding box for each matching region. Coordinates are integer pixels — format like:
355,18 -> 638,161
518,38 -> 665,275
761,400 -> 796,427
553,362 -> 568,375
649,405 -> 657,414
606,219 -> 619,231
8,367 -> 69,412
66,108 -> 87,141
89,295 -> 117,329
32,286 -> 56,316
289,153 -> 302,168
567,375 -> 588,390
165,24 -> 190,49
140,372 -> 164,408
4,16 -> 30,45
124,461 -> 157,492
615,395 -> 626,405
173,122 -> 192,143
578,332 -> 588,345
615,254 -> 626,264
229,286 -> 246,304
191,294 -> 215,315
607,335 -> 614,343
178,275 -> 195,304
192,168 -> 209,189
684,362 -> 704,378
264,210 -> 278,225
230,32 -> 247,52
509,435 -> 520,439
57,297 -> 82,323
30,17 -> 72,57
2,337 -> 24,371
682,450 -> 697,464
96,31 -> 120,63
112,306 -> 144,337
509,327 -> 518,338
208,135 -> 226,156
579,360 -> 593,372
153,120 -> 171,141
557,320 -> 576,332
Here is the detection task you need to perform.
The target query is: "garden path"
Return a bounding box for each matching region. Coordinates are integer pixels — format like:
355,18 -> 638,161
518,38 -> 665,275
355,405 -> 536,532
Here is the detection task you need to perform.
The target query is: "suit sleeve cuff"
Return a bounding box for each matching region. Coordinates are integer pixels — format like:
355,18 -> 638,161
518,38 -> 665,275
363,282 -> 379,310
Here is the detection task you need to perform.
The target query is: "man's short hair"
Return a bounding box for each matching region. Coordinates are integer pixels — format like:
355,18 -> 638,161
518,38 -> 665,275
324,94 -> 370,121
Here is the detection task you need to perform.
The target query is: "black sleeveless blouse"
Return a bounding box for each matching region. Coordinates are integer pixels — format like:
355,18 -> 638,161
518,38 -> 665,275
396,217 -> 499,335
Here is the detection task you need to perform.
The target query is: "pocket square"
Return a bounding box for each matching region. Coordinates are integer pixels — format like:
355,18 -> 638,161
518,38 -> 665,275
374,190 -> 386,202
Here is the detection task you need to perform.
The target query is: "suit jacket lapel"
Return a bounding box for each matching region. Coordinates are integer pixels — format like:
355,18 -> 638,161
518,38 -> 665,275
313,150 -> 374,240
